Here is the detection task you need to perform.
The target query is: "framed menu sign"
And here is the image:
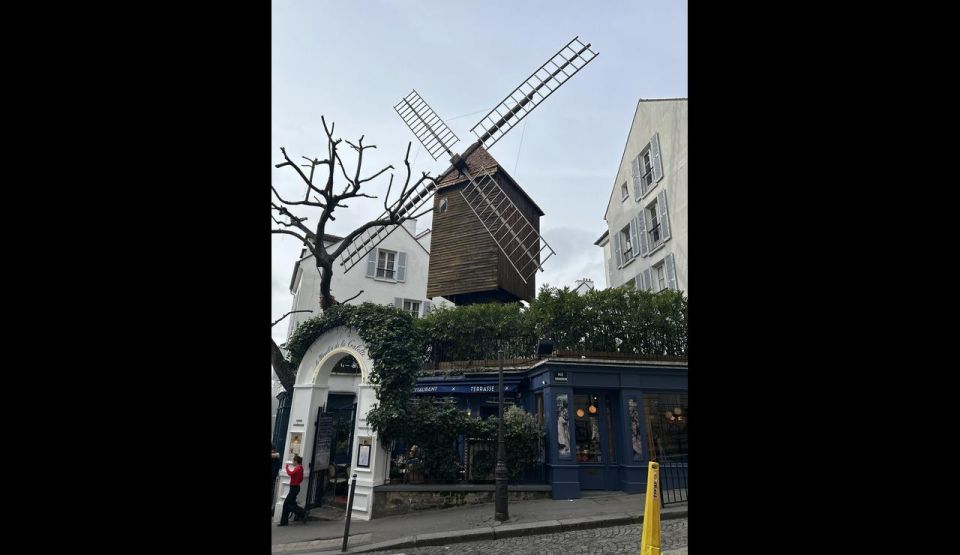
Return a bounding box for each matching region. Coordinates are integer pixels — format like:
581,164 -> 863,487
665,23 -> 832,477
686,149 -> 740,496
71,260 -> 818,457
313,414 -> 334,470
357,443 -> 371,468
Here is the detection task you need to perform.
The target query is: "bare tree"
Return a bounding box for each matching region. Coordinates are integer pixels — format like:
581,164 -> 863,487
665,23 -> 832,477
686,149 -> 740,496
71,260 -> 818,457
270,117 -> 437,392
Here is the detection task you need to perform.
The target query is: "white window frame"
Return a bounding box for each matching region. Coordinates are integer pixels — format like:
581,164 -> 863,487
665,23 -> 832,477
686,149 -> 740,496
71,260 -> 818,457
376,249 -> 398,281
439,197 -> 448,213
640,148 -> 654,192
644,199 -> 666,256
620,181 -> 629,202
402,299 -> 421,318
653,261 -> 666,292
619,224 -> 634,266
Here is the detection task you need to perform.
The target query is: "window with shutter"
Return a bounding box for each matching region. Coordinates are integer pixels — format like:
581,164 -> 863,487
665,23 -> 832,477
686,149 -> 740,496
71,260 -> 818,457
651,132 -> 663,183
631,156 -> 642,198
653,262 -> 666,292
376,249 -> 398,280
613,231 -> 623,268
402,299 -> 421,318
656,190 -> 671,243
646,199 -> 662,249
618,224 -> 633,264
397,252 -> 407,282
665,253 -> 678,291
643,268 -> 652,291
366,250 -> 377,278
637,209 -> 649,257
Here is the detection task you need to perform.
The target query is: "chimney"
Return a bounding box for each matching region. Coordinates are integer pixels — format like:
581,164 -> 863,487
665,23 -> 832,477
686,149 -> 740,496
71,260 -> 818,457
403,218 -> 417,235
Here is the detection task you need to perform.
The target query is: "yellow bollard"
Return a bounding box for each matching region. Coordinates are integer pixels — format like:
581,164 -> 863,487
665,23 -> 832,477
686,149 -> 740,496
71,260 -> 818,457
639,461 -> 661,555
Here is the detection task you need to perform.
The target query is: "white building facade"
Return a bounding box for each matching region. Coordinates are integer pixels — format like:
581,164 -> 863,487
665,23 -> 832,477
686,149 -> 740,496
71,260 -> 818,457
285,219 -> 450,339
597,99 -> 687,294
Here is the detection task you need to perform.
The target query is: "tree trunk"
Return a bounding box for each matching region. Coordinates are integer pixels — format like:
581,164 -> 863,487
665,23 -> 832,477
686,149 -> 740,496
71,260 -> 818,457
271,338 -> 297,393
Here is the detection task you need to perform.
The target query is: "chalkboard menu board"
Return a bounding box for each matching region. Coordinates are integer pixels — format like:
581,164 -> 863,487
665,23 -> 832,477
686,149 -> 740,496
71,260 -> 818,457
313,414 -> 334,470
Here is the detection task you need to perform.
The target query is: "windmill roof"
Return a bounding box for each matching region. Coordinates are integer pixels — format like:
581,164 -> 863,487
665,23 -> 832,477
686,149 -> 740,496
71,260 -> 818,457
435,144 -> 545,216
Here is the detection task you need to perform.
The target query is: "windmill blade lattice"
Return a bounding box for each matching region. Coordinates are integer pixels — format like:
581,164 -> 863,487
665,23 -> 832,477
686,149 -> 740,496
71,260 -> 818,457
470,37 -> 598,151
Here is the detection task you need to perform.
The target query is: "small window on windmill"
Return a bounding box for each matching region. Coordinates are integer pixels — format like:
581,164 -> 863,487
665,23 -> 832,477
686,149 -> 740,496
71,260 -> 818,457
439,197 -> 448,213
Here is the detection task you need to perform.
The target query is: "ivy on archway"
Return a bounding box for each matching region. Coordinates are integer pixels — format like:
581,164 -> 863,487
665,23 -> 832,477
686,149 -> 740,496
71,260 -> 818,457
284,303 -> 423,443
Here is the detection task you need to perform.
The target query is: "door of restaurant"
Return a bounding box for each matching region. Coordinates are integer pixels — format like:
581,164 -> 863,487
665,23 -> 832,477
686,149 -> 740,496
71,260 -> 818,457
572,391 -> 620,490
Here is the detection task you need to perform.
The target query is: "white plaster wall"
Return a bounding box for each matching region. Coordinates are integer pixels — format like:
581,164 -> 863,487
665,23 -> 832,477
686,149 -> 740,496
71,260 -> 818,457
602,100 -> 688,294
285,222 -> 451,338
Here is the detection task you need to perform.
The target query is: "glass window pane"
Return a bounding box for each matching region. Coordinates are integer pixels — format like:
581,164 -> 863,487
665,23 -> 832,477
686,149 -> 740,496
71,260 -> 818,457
574,394 -> 602,463
643,392 -> 688,461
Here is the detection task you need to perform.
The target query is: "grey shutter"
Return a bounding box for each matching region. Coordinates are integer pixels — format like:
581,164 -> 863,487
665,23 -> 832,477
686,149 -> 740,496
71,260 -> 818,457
665,253 -> 678,290
628,218 -> 640,262
366,249 -> 377,278
636,209 -> 649,257
631,155 -> 642,198
613,231 -> 623,268
607,249 -> 616,287
651,132 -> 663,182
394,297 -> 403,308
397,251 -> 407,282
657,190 -> 671,243
643,268 -> 652,291
422,300 -> 432,315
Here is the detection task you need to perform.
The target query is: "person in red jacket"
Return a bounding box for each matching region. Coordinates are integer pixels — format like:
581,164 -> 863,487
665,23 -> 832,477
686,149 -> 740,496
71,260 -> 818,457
279,455 -> 306,526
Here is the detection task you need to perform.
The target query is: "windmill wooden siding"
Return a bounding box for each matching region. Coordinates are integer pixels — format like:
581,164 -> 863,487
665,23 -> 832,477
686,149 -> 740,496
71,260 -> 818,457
427,147 -> 544,305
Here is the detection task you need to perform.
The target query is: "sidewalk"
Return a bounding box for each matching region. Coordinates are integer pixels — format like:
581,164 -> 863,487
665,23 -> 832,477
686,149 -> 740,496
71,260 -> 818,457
272,491 -> 687,554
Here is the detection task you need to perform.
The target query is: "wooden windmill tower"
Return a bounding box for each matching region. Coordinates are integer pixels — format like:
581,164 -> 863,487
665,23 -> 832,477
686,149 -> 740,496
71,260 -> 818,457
336,37 -> 598,305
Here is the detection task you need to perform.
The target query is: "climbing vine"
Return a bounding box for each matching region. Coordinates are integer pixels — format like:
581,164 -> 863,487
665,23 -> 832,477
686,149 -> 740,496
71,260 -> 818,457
284,303 -> 424,443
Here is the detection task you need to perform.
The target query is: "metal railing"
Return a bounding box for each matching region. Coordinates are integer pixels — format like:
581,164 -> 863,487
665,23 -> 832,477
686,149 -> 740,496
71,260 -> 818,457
657,453 -> 688,506
423,334 -> 539,371
421,333 -> 687,372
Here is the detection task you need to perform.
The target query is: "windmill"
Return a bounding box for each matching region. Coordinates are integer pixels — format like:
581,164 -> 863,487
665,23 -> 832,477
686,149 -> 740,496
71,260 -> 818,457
336,37 -> 598,305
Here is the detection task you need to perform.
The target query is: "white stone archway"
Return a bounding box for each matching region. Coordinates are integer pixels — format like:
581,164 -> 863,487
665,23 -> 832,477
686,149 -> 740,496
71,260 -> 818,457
273,326 -> 388,523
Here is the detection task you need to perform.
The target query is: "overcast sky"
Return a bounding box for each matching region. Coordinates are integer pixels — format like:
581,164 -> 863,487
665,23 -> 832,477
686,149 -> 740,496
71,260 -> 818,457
272,0 -> 687,346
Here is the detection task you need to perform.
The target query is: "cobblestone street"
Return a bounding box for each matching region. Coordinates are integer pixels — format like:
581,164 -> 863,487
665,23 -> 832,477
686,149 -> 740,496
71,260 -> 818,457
366,519 -> 688,554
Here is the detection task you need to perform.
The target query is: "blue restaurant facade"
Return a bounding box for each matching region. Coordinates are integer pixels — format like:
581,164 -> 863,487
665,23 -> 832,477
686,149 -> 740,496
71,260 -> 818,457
409,357 -> 688,499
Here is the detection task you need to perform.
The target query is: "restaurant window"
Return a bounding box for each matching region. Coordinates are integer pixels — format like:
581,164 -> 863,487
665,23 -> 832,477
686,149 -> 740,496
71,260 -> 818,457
574,394 -> 602,463
643,392 -> 688,461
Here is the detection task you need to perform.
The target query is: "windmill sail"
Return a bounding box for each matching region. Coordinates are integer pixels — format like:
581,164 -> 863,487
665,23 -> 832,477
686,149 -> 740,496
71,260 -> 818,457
470,37 -> 598,151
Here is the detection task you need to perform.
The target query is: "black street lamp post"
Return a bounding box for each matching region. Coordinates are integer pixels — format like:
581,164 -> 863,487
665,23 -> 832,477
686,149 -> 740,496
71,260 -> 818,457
495,340 -> 509,521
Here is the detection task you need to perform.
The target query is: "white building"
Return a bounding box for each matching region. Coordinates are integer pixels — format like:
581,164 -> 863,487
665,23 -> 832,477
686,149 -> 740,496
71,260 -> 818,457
596,98 -> 687,294
285,219 -> 451,339
572,278 -> 595,295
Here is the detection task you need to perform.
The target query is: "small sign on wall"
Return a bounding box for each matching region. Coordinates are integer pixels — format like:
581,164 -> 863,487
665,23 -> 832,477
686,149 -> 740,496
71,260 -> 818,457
357,437 -> 372,468
554,370 -> 568,383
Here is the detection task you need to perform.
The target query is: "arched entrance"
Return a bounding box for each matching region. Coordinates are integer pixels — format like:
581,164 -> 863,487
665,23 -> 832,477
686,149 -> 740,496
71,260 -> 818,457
272,327 -> 386,523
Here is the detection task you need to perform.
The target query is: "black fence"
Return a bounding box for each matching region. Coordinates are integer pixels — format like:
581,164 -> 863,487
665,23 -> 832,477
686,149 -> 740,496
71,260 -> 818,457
390,438 -> 547,485
658,453 -> 688,506
424,335 -> 540,371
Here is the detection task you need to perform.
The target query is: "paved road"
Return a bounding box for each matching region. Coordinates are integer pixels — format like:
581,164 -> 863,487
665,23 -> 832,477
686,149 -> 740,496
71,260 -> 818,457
365,519 -> 688,554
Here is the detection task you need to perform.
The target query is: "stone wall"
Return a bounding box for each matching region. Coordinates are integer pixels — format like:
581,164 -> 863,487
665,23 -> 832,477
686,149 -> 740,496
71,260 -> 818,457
371,486 -> 551,518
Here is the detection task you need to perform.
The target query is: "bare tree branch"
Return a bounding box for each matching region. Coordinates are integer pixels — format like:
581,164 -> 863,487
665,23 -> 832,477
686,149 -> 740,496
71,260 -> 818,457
340,290 -> 364,304
271,202 -> 316,240
272,310 -> 314,327
384,174 -> 394,212
271,229 -> 310,245
272,185 -> 326,208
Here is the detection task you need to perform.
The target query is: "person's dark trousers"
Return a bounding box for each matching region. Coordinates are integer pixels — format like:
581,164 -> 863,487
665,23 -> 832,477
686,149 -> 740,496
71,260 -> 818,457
280,485 -> 305,525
